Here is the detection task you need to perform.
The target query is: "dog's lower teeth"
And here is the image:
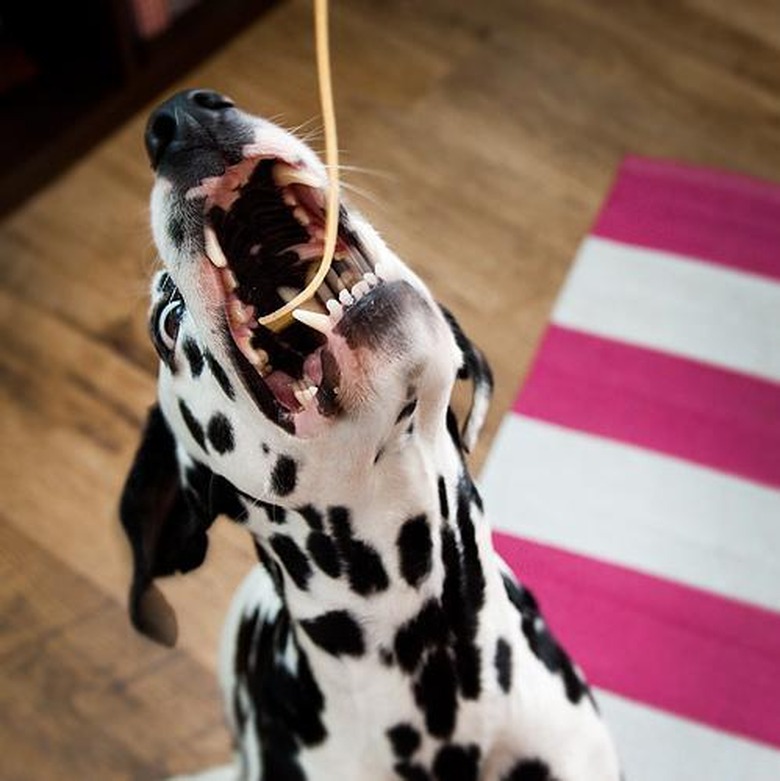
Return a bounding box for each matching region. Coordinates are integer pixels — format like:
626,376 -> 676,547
351,280 -> 370,300
326,299 -> 343,318
339,289 -> 355,306
293,385 -> 318,407
293,308 -> 331,335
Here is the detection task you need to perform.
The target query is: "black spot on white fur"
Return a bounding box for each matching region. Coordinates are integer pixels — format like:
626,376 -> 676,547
394,599 -> 447,673
329,506 -> 389,595
433,744 -> 481,781
501,573 -> 590,706
205,350 -> 235,400
502,758 -> 557,781
306,531 -> 342,578
495,637 -> 512,693
207,412 -> 234,454
387,723 -> 421,759
271,455 -> 298,496
397,514 -> 433,587
395,763 -> 431,781
270,534 -> 312,591
415,647 -> 458,737
300,610 -> 365,657
178,399 -> 206,450
182,337 -> 204,377
298,504 -> 324,531
234,606 -> 326,780
168,215 -> 185,248
438,476 -> 449,520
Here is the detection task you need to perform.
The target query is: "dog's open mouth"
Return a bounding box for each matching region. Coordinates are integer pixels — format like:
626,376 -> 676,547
193,156 -> 381,429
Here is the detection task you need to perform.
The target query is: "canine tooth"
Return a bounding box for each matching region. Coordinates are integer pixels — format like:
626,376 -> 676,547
277,286 -> 299,304
274,163 -> 321,189
293,385 -> 318,407
339,289 -> 355,306
326,299 -> 343,319
283,190 -> 298,207
293,308 -> 332,335
204,225 -> 228,268
351,280 -> 370,300
293,207 -> 311,226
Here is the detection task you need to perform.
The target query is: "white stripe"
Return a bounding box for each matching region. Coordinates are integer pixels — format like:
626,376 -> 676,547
597,689 -> 780,780
553,236 -> 780,383
479,415 -> 780,612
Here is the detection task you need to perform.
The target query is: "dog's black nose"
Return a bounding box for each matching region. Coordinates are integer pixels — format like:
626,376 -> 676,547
145,89 -> 235,169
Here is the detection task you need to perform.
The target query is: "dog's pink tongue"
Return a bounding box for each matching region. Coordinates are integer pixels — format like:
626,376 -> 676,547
264,370 -> 298,411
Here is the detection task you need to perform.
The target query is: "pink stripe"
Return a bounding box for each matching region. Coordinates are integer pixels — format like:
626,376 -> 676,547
494,532 -> 780,748
514,326 -> 780,489
593,156 -> 780,281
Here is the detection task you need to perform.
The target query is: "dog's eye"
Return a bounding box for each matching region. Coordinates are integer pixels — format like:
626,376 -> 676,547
158,298 -> 184,351
150,276 -> 185,367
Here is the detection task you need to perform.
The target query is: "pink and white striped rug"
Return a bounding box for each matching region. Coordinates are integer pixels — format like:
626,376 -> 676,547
480,157 -> 780,779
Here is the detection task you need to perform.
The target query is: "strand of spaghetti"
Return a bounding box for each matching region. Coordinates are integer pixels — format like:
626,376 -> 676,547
257,0 -> 340,329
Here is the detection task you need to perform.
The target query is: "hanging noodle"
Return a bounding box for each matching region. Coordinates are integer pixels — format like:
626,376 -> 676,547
257,0 -> 339,330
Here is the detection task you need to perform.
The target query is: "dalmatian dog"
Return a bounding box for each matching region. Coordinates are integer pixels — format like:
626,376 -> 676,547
120,89 -> 621,781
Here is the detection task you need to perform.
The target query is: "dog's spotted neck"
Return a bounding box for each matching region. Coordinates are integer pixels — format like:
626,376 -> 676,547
235,418 -> 497,672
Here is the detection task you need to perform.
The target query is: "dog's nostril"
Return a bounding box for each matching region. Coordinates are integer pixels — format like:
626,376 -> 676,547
151,112 -> 178,145
145,108 -> 179,169
189,89 -> 234,112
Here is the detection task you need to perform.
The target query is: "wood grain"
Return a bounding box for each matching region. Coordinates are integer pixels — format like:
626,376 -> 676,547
1,0 -> 778,777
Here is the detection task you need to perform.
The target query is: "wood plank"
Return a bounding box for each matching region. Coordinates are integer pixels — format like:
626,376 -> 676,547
0,522 -> 230,780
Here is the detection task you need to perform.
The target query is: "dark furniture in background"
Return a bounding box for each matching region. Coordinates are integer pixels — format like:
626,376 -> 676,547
0,0 -> 278,218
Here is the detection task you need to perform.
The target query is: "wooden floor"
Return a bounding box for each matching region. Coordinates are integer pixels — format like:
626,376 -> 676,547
1,0 -> 779,777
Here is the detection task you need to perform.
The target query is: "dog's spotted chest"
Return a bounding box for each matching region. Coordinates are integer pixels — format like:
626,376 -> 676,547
228,470 -> 512,780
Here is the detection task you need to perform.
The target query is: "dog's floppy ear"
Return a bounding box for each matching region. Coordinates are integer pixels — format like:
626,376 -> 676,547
119,405 -> 242,646
440,304 -> 494,452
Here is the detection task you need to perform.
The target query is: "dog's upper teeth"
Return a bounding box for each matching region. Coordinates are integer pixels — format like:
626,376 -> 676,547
273,163 -> 321,189
229,298 -> 254,326
204,225 -> 228,268
238,336 -> 269,369
292,308 -> 332,335
293,207 -> 311,226
222,268 -> 238,292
